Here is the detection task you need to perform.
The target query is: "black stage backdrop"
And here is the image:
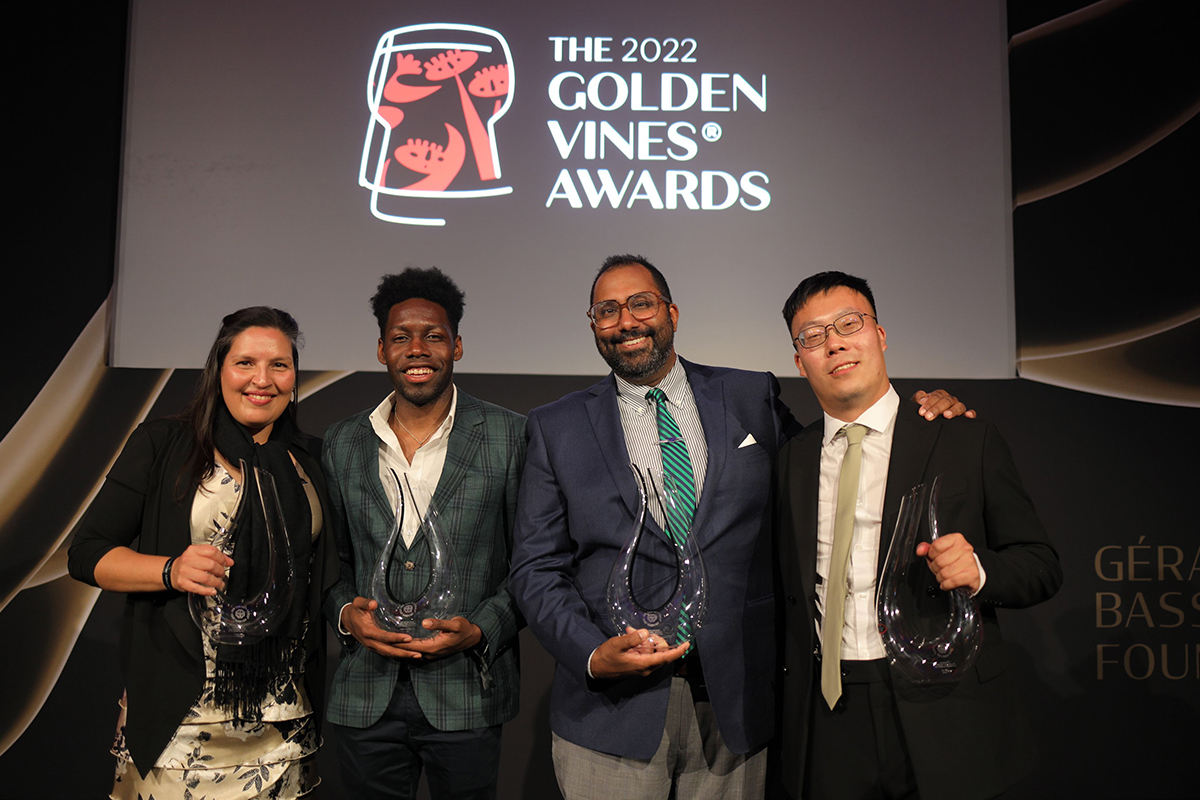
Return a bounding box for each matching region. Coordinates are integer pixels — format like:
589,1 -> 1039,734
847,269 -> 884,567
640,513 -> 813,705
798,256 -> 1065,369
2,2 -> 1195,799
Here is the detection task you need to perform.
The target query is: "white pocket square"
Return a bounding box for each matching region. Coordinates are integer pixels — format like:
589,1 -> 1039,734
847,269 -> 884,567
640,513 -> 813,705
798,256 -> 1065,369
738,434 -> 757,448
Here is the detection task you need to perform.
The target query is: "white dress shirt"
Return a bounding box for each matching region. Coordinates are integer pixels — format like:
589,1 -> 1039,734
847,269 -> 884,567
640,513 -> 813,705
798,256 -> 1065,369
815,386 -> 899,660
368,387 -> 458,547
815,385 -> 985,660
338,387 -> 457,635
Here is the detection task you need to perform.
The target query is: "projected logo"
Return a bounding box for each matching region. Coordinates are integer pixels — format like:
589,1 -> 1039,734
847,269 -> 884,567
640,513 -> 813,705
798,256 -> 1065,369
360,24 -> 514,226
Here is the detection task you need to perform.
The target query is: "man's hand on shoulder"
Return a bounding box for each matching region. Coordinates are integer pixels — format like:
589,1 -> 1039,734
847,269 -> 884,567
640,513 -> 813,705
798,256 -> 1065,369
400,616 -> 483,659
589,628 -> 689,679
911,389 -> 976,421
340,596 -> 422,658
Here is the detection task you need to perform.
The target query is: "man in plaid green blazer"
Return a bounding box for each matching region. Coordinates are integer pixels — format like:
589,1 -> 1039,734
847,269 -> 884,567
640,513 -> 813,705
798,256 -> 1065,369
322,268 -> 525,799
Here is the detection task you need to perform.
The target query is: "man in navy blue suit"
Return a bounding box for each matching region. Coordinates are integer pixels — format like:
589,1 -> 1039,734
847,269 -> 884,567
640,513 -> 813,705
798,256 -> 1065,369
510,256 -> 964,799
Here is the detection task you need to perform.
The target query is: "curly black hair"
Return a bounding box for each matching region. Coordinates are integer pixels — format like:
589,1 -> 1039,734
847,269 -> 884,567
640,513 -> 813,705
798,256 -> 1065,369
370,267 -> 466,336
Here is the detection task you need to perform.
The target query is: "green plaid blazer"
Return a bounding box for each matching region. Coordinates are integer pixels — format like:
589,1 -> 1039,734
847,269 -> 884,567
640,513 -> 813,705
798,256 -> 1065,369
322,391 -> 525,730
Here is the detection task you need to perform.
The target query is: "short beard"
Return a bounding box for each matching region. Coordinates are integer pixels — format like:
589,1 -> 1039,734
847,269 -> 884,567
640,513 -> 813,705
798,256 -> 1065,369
596,327 -> 674,383
393,369 -> 452,409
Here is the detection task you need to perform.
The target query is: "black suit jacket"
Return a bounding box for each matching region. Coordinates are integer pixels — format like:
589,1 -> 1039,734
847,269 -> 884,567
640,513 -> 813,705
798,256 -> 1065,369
775,408 -> 1062,800
69,418 -> 339,772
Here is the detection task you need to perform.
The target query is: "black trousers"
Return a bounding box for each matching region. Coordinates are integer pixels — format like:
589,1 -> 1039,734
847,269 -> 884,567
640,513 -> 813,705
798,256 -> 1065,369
333,673 -> 503,800
805,658 -> 920,800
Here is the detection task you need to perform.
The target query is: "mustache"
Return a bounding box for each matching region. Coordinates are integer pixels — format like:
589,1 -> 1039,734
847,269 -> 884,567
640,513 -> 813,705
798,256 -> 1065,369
608,328 -> 654,344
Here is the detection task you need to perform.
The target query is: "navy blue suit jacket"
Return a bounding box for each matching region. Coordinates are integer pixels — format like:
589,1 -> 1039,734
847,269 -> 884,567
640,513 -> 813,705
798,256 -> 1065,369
510,359 -> 799,758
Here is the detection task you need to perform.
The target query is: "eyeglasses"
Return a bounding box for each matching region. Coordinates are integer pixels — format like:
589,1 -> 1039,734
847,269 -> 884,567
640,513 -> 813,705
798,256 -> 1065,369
587,292 -> 669,329
793,311 -> 877,349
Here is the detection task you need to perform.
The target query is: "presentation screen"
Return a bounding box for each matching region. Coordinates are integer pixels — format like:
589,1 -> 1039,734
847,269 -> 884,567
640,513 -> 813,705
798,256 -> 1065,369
113,0 -> 1015,378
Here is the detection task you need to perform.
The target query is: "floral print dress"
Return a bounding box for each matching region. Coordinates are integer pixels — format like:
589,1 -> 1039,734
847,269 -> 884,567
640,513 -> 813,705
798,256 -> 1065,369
111,461 -> 322,800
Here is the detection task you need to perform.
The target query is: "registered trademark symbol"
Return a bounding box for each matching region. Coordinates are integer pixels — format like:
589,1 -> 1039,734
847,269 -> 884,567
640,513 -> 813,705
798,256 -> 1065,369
702,122 -> 722,142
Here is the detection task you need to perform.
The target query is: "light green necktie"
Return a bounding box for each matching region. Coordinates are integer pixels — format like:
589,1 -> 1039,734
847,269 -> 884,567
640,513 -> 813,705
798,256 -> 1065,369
821,423 -> 868,709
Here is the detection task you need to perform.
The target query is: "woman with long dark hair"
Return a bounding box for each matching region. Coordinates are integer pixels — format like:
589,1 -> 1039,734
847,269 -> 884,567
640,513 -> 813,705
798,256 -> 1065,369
69,307 -> 337,799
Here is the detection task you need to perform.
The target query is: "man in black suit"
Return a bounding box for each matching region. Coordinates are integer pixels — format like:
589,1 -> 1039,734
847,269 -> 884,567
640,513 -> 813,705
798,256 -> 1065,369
774,271 -> 1062,800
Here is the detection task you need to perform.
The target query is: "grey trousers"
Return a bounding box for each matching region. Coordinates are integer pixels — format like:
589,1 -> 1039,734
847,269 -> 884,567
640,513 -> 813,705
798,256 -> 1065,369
552,676 -> 766,800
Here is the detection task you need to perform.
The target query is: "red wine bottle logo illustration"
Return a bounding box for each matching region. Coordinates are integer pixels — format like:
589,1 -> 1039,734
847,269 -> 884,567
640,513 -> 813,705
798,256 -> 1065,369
360,24 -> 514,226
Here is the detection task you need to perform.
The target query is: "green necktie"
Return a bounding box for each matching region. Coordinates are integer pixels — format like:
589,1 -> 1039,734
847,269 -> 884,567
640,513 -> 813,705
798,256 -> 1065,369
646,387 -> 697,646
821,423 -> 868,710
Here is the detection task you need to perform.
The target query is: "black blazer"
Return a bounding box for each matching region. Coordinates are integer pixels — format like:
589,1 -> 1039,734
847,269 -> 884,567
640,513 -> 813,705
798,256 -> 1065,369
775,409 -> 1062,800
68,418 -> 339,772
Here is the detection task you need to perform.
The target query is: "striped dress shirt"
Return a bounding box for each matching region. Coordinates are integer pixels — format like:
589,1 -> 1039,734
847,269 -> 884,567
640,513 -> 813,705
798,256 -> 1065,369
614,358 -> 708,527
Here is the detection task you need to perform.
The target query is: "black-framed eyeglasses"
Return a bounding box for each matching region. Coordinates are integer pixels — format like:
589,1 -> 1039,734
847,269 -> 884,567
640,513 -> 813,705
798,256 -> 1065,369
793,311 -> 877,349
587,292 -> 669,329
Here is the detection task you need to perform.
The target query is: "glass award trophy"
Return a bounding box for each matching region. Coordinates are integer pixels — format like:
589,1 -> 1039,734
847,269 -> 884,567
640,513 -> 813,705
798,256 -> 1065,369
607,465 -> 708,647
370,470 -> 458,637
189,462 -> 296,645
877,476 -> 981,683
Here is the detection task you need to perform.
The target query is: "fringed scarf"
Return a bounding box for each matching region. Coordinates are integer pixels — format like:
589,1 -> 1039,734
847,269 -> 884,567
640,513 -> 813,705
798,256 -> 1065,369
210,403 -> 312,723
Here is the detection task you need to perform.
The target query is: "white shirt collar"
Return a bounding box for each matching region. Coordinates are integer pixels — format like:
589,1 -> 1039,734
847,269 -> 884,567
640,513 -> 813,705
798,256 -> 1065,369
821,384 -> 899,447
368,384 -> 458,452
